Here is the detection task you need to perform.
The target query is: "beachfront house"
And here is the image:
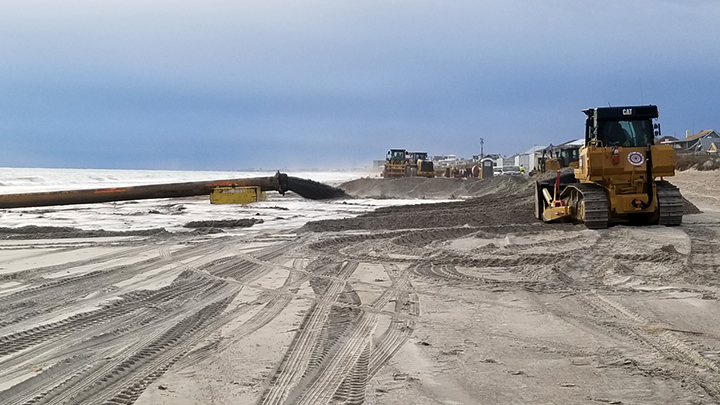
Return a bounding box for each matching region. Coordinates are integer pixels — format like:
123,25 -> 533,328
664,130 -> 720,153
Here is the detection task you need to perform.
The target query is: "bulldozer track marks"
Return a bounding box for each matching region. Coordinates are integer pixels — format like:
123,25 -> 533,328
308,225 -> 559,254
41,295 -> 236,405
3,194 -> 711,404
683,226 -> 720,284
260,260 -> 363,404
0,272 -> 226,357
259,260 -> 418,405
411,263 -> 486,284
391,227 -> 477,246
612,251 -> 682,264
0,234 -> 276,405
0,283 -> 235,404
577,292 -> 720,398
0,243 -> 172,283
459,253 -> 567,268
492,233 -> 596,253
368,264 -> 417,378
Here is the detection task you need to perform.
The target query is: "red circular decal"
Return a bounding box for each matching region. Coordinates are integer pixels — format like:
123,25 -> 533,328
627,152 -> 645,166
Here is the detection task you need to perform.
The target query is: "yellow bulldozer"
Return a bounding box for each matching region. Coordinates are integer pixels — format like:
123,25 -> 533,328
407,152 -> 435,178
534,105 -> 683,229
540,145 -> 580,172
383,149 -> 435,178
383,149 -> 408,178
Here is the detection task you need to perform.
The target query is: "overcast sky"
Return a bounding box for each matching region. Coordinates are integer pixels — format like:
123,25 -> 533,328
1,0 -> 718,170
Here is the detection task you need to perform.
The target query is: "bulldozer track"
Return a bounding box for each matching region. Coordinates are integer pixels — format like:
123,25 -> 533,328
313,236 -> 573,270
656,181 -> 683,226
466,253 -> 566,267
0,239 -> 224,312
173,258 -> 312,369
291,312 -> 377,405
566,183 -> 609,229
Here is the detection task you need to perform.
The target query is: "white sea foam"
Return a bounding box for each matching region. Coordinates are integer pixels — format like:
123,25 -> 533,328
0,168 -> 371,193
0,167 -> 401,233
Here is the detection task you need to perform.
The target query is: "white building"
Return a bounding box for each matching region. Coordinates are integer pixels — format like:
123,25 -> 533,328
515,145 -> 547,172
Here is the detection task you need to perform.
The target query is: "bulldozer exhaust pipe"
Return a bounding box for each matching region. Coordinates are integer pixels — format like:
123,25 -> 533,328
0,172 -> 290,209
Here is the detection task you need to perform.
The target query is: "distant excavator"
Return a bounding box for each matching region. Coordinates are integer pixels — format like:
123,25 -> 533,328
534,105 -> 683,229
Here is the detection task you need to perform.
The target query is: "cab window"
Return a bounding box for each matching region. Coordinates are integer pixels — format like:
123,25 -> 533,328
599,120 -> 652,147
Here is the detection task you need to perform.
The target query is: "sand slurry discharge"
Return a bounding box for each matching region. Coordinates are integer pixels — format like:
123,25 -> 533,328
0,170 -> 719,405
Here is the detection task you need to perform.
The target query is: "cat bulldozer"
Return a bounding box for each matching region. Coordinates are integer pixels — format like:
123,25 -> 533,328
408,152 -> 435,178
383,149 -> 407,178
534,105 -> 683,229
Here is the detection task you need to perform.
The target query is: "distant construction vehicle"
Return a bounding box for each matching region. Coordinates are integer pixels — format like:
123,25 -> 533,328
383,149 -> 435,178
407,152 -> 435,178
534,105 -> 683,228
540,144 -> 580,172
383,149 -> 408,178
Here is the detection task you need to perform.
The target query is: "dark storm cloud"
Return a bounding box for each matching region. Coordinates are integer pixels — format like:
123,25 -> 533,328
0,0 -> 718,169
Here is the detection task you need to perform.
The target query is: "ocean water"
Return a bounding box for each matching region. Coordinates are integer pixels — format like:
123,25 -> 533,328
0,168 -> 370,193
0,167 -> 408,233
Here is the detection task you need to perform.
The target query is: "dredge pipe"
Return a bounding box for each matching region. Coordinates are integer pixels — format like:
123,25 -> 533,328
0,172 -> 289,209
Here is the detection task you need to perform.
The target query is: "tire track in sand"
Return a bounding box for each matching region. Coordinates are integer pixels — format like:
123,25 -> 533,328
259,261 -> 359,405
578,291 -> 720,399
261,260 -> 420,405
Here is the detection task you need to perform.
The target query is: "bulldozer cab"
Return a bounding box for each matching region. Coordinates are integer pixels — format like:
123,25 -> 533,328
410,152 -> 428,161
559,147 -> 579,168
585,106 -> 657,148
539,146 -> 579,172
387,149 -> 407,162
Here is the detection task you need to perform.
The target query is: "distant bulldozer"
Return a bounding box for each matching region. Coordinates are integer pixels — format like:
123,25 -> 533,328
407,152 -> 435,178
383,149 -> 408,178
382,149 -> 434,178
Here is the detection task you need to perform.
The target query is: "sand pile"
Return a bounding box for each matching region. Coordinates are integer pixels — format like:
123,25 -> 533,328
676,155 -> 720,171
305,176 -> 536,232
339,175 -> 528,199
0,225 -> 171,239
